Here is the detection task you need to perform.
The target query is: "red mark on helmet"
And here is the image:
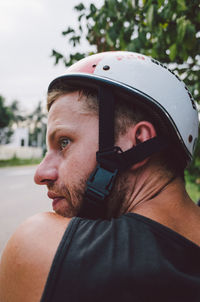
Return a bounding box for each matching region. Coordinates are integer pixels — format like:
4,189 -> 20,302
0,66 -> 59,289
67,53 -> 105,74
116,53 -> 145,61
137,55 -> 145,60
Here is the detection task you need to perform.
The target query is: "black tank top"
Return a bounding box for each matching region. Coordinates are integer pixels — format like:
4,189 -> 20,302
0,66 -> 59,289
40,213 -> 200,302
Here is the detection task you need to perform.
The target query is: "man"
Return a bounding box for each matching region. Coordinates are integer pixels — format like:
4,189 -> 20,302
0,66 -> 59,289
0,51 -> 200,302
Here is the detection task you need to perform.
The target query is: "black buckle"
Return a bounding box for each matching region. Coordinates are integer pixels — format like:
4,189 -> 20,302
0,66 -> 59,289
86,164 -> 118,201
77,164 -> 118,219
77,147 -> 123,219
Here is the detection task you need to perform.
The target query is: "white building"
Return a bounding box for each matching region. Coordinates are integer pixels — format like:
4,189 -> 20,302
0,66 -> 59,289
0,127 -> 43,160
8,127 -> 29,147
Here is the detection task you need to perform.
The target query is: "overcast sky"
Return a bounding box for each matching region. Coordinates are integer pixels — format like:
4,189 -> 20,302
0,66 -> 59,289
0,0 -> 102,112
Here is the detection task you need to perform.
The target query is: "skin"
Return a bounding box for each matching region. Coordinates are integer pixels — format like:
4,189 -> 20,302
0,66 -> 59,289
34,92 -> 99,217
1,91 -> 200,302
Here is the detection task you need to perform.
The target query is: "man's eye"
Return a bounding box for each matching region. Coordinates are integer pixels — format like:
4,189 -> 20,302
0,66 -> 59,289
59,138 -> 70,150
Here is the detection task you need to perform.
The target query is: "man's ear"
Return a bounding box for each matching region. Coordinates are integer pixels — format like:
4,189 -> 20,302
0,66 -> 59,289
130,121 -> 157,170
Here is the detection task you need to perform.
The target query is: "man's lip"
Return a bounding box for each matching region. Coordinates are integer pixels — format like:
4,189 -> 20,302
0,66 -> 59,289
52,197 -> 65,210
47,191 -> 64,200
47,191 -> 66,211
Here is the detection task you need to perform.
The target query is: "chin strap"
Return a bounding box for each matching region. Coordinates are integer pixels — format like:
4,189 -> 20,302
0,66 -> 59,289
77,87 -> 168,219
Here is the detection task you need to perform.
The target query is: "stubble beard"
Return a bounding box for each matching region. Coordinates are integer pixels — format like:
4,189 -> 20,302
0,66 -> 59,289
47,179 -> 86,218
48,172 -> 130,219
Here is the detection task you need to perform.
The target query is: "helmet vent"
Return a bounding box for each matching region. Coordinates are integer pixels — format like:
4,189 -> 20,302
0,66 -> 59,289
92,64 -> 97,68
103,65 -> 110,71
188,135 -> 193,143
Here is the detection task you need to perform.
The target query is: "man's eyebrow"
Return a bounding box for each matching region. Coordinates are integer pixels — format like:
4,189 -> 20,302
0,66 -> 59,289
47,126 -> 76,142
48,129 -> 57,143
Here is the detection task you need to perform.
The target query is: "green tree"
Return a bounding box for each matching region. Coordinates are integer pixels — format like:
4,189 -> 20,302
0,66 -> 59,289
9,100 -> 25,126
0,95 -> 14,144
0,95 -> 13,129
27,101 -> 47,151
52,0 -> 200,104
51,0 -> 200,194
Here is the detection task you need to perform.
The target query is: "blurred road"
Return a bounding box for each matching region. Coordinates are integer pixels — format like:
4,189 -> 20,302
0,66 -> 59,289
0,165 -> 51,256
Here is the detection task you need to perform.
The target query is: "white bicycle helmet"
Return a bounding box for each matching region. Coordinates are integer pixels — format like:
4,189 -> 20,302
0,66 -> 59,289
48,51 -> 199,219
49,51 -> 198,160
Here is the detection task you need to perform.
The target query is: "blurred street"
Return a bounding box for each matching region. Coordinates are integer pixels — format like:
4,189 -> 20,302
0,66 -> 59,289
0,165 -> 51,256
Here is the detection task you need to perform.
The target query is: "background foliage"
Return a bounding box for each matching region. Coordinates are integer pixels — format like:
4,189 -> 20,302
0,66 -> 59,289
0,95 -> 46,149
52,0 -> 200,194
52,0 -> 200,105
0,96 -> 13,129
0,96 -> 16,144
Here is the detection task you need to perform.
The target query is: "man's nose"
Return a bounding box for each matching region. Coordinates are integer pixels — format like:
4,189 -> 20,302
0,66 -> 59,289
34,152 -> 58,185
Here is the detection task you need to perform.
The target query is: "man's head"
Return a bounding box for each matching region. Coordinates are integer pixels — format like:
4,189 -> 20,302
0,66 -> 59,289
34,51 -> 199,219
34,90 -> 145,218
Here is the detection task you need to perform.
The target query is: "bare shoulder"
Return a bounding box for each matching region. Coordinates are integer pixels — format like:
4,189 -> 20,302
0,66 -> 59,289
0,212 -> 71,302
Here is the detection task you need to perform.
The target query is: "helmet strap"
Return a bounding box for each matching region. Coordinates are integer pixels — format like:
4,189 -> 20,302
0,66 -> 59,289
98,86 -> 115,151
77,87 -> 168,219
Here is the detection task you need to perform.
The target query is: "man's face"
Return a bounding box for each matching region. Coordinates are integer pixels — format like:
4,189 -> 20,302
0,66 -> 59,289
34,92 -> 99,217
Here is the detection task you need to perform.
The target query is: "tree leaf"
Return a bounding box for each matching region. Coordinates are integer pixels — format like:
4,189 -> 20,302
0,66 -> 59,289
51,50 -> 63,64
106,31 -> 114,47
158,0 -> 165,8
74,3 -> 85,11
177,16 -> 187,43
90,3 -> 97,14
146,5 -> 154,28
177,0 -> 187,11
78,13 -> 85,22
62,27 -> 75,36
169,43 -> 177,61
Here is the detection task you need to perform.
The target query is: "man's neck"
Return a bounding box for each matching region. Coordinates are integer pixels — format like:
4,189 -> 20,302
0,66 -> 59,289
122,167 -> 200,246
119,163 -> 179,214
